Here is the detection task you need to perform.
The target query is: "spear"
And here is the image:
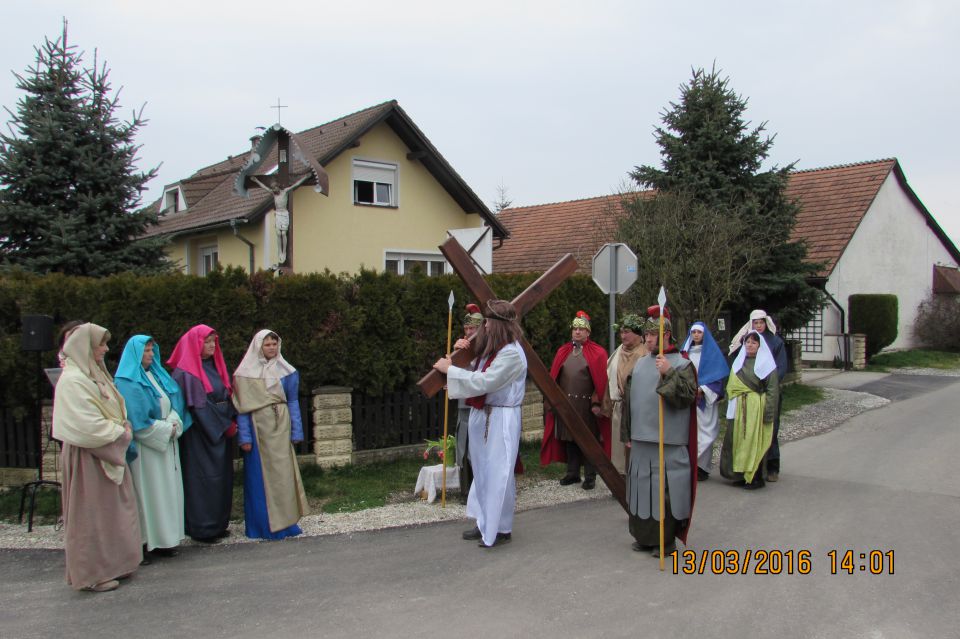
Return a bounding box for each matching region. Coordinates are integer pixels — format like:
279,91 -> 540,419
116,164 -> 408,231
657,285 -> 667,571
441,290 -> 454,507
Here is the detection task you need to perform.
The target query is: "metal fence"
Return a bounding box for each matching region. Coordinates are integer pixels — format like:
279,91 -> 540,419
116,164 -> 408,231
352,390 -> 457,451
0,405 -> 42,469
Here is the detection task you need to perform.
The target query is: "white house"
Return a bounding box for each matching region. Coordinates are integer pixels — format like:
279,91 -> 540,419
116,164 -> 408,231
786,159 -> 960,363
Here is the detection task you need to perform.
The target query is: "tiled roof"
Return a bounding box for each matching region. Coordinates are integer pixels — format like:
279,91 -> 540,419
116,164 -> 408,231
785,159 -> 897,275
493,159 -> 959,277
493,195 -> 628,275
143,100 -> 505,238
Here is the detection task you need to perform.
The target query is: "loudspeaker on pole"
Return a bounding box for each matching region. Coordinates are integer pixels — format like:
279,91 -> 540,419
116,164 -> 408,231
21,315 -> 54,352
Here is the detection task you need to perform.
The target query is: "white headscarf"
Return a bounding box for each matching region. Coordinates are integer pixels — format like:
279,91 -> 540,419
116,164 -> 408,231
731,330 -> 777,380
726,330 -> 778,420
728,309 -> 779,355
233,329 -> 296,393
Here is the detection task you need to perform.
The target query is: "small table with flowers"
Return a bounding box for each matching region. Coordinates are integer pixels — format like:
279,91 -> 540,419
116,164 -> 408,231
414,464 -> 460,503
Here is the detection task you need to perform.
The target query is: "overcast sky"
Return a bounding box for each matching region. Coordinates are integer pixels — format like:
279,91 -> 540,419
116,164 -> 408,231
2,1 -> 958,245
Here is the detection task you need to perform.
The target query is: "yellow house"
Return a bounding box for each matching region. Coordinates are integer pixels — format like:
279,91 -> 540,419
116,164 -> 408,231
146,101 -> 507,275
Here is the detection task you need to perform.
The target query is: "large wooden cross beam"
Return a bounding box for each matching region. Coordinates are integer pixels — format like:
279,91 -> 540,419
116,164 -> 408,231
418,238 -> 627,510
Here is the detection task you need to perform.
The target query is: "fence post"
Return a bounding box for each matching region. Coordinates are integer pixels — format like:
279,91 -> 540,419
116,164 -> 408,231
312,386 -> 354,468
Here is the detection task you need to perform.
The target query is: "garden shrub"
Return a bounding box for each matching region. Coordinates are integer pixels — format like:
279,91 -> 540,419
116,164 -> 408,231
0,268 -> 614,412
913,293 -> 960,352
848,293 -> 898,358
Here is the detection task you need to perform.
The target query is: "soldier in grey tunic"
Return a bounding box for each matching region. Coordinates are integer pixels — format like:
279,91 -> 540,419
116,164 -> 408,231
455,304 -> 484,503
627,308 -> 698,556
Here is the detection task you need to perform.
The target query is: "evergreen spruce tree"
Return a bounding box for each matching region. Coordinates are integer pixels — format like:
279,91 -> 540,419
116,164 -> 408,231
630,65 -> 821,332
0,23 -> 169,276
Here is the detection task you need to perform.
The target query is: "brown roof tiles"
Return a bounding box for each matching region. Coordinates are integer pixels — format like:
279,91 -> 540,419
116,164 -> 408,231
493,159 -> 959,277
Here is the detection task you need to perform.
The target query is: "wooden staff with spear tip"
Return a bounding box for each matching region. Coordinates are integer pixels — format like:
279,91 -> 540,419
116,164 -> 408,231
441,291 -> 454,507
657,286 -> 667,571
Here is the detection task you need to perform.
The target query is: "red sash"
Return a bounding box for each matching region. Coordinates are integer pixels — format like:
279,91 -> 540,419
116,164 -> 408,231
464,350 -> 498,409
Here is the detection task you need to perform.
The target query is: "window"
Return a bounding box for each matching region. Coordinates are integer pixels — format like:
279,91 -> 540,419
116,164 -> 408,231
199,245 -> 219,276
787,307 -> 823,353
353,159 -> 397,206
385,252 -> 447,276
161,186 -> 185,213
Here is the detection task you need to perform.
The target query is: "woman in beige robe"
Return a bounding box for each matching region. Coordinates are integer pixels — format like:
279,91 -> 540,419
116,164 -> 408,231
233,330 -> 308,539
53,323 -> 142,592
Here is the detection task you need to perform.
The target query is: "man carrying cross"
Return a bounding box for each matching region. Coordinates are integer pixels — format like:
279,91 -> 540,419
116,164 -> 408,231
627,305 -> 698,557
433,300 -> 527,548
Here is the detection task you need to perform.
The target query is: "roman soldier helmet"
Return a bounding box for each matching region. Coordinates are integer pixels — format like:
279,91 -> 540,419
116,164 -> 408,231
571,310 -> 591,331
463,303 -> 483,327
643,304 -> 672,333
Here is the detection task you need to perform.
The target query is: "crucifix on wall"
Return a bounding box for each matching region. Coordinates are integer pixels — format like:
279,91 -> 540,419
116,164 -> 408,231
234,123 -> 330,273
418,238 -> 627,510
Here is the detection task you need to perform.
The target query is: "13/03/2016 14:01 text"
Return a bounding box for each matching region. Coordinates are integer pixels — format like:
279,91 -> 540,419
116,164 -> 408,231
670,549 -> 895,575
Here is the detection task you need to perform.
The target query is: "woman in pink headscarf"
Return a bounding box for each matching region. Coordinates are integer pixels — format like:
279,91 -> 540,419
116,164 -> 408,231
167,325 -> 237,543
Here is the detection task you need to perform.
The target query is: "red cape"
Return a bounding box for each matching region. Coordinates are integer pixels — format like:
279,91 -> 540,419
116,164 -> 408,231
540,339 -> 611,466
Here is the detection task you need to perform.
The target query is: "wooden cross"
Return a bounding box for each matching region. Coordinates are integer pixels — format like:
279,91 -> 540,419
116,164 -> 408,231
418,237 -> 627,511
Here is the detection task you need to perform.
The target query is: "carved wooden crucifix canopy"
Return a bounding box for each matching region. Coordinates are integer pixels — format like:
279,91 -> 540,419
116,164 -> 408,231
418,237 -> 627,511
233,123 -> 330,197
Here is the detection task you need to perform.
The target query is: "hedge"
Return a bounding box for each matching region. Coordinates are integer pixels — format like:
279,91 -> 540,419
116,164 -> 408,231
849,293 -> 898,359
0,268 -> 618,413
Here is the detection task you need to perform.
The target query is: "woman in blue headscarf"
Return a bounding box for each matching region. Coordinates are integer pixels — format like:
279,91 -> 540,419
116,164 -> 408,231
681,321 -> 729,481
115,335 -> 190,558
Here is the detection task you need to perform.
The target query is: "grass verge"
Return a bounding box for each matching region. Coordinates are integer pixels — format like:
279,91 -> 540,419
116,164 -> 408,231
866,349 -> 960,371
781,383 -> 825,414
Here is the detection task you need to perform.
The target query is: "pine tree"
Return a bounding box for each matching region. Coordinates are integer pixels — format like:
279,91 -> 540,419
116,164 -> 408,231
630,65 -> 821,332
0,23 -> 169,276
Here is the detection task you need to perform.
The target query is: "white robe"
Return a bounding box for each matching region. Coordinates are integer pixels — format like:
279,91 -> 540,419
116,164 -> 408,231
446,342 -> 527,547
688,346 -> 720,471
129,372 -> 185,550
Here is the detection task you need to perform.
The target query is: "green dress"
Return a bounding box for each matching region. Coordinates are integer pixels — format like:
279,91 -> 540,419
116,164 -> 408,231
719,358 -> 779,483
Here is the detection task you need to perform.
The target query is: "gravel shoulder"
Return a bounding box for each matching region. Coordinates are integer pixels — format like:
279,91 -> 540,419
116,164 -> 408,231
0,381 -> 898,551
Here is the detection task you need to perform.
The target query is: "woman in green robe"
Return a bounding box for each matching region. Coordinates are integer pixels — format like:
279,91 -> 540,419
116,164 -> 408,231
720,331 -> 779,489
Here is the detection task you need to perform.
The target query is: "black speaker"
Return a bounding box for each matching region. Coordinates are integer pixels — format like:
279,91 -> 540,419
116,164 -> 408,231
21,315 -> 54,352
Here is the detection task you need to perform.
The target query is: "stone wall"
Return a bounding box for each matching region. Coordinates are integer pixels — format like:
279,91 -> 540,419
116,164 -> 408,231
311,386 -> 353,468
852,334 -> 867,370
521,380 -> 544,442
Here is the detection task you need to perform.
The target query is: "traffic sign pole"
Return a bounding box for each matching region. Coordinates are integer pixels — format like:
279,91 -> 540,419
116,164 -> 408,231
609,247 -> 617,354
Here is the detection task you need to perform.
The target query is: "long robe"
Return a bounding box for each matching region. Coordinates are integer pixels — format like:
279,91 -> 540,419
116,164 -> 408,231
686,345 -> 724,472
117,371 -> 186,551
447,342 -> 527,547
602,342 -> 646,474
719,358 -> 779,483
175,358 -> 235,539
55,363 -> 141,589
235,371 -> 309,539
627,350 -> 698,546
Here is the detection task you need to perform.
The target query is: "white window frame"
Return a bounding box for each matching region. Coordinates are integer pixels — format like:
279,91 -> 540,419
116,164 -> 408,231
384,251 -> 448,276
353,159 -> 398,207
199,244 -> 219,276
160,185 -> 186,214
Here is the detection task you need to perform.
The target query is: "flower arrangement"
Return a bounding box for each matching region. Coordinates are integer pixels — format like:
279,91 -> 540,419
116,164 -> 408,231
423,434 -> 457,466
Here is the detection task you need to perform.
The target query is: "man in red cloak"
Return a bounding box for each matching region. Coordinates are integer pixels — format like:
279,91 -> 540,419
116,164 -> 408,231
540,311 -> 611,490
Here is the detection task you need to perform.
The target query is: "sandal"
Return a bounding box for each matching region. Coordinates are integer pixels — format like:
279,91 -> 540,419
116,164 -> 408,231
84,580 -> 119,593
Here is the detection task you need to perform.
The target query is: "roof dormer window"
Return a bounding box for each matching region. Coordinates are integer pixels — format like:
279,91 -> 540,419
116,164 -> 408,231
161,186 -> 186,214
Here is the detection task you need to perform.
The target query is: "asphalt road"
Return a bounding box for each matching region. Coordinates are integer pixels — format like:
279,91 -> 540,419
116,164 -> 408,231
1,374 -> 958,639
